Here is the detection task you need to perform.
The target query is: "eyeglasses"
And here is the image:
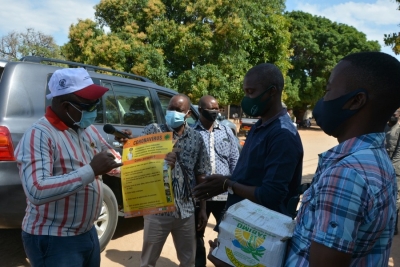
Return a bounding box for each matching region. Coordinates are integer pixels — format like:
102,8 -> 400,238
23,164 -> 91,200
68,99 -> 100,112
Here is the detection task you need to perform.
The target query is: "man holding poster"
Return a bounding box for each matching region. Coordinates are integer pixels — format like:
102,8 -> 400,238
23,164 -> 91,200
140,94 -> 211,267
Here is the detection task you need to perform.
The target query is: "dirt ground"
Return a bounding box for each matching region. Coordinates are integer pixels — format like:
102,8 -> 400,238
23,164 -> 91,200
1,127 -> 399,266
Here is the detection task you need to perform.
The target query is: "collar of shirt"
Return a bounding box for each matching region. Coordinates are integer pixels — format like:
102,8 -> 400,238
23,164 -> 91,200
164,122 -> 192,140
44,106 -> 69,131
255,108 -> 287,129
318,132 -> 385,170
193,120 -> 221,131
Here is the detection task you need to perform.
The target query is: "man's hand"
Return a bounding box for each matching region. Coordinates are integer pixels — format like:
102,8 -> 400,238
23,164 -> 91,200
114,129 -> 133,144
192,174 -> 228,200
309,241 -> 352,267
90,151 -> 123,176
164,151 -> 177,169
207,239 -> 233,267
197,205 -> 208,231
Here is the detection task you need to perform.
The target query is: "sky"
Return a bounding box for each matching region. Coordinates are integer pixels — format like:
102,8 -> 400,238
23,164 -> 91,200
0,0 -> 399,60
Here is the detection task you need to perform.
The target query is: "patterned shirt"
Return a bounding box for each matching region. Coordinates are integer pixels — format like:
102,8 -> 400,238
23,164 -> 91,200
142,123 -> 210,219
193,120 -> 239,201
15,107 -> 121,237
285,133 -> 397,267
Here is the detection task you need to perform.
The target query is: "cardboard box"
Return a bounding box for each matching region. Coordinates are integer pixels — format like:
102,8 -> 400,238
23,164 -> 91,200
212,199 -> 296,267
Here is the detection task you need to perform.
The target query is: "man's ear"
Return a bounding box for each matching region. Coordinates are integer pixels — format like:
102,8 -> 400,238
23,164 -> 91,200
186,109 -> 192,118
269,86 -> 278,96
57,100 -> 68,110
347,92 -> 367,110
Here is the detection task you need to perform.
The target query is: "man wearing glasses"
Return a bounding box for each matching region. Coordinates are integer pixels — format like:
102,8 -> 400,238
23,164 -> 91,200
15,68 -> 123,267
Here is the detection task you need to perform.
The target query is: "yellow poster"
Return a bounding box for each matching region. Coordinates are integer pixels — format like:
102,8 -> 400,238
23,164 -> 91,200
121,132 -> 175,217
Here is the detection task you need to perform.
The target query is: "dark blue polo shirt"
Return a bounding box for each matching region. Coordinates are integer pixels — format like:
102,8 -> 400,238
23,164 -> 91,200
226,109 -> 303,216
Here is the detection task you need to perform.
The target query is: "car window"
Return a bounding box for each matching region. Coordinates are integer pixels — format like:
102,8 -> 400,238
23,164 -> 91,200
158,94 -> 171,116
157,93 -> 198,126
0,66 -> 4,82
96,82 -> 120,124
112,84 -> 156,126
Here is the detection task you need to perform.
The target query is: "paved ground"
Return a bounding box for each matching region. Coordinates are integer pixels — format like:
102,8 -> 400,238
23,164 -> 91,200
1,127 -> 399,266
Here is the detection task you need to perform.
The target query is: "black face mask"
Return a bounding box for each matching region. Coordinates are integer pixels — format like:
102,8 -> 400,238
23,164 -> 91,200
312,88 -> 367,136
201,109 -> 219,122
390,116 -> 398,123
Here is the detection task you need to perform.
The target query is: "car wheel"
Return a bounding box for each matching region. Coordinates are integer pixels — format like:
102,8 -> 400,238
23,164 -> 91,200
95,183 -> 118,252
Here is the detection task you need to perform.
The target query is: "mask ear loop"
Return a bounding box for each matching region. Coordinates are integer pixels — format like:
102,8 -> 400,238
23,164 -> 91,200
65,102 -> 83,126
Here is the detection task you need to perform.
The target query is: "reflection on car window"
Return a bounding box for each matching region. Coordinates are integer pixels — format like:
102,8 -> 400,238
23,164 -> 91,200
95,82 -> 120,124
113,84 -> 156,126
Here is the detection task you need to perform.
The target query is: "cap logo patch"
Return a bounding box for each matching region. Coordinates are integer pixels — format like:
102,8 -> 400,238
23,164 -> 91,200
59,79 -> 68,89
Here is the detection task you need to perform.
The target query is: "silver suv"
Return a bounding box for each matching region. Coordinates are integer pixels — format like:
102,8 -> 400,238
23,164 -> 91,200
0,56 -> 210,251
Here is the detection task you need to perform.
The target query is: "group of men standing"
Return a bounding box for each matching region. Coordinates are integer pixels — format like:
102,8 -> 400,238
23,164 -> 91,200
15,51 -> 399,267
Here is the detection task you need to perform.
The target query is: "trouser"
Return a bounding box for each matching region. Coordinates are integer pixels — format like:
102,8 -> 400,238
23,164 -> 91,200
141,214 -> 196,267
195,201 -> 227,267
21,226 -> 100,267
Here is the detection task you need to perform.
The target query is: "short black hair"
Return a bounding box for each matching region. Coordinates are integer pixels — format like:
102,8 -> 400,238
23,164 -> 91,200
198,95 -> 217,108
245,63 -> 284,91
174,93 -> 191,105
170,93 -> 191,111
341,52 -> 400,121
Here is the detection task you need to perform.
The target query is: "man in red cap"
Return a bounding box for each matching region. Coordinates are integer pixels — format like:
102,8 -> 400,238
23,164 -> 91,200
15,68 -> 123,267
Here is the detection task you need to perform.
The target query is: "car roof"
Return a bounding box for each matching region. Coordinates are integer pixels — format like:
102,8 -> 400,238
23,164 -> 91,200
0,59 -> 8,67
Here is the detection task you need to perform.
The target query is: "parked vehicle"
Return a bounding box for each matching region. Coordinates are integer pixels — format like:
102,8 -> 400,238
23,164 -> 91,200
239,115 -> 259,136
0,56 -> 204,251
297,118 -> 312,128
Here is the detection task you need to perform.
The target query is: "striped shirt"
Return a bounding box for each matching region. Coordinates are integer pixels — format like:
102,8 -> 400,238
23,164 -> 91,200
142,123 -> 210,219
15,107 -> 121,236
285,133 -> 397,267
193,120 -> 239,201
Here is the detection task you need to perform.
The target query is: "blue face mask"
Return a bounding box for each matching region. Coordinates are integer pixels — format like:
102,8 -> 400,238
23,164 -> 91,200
165,110 -> 187,128
67,102 -> 97,129
312,88 -> 367,136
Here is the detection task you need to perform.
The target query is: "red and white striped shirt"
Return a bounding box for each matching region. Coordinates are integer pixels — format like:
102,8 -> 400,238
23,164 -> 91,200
15,107 -> 120,236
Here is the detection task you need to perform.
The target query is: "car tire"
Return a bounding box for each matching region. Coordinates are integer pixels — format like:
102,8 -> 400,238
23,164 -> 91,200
95,183 -> 118,252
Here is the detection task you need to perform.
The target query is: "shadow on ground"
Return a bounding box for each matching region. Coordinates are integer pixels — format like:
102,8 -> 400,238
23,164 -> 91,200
0,229 -> 30,267
104,250 -> 178,266
112,216 -> 144,239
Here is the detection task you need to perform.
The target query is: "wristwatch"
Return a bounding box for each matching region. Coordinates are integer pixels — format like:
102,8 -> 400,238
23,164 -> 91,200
227,181 -> 237,194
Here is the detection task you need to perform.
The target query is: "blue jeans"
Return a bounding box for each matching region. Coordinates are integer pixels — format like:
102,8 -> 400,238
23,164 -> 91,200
21,226 -> 100,267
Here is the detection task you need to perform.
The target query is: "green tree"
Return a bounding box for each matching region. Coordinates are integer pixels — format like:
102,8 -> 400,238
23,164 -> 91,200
62,0 -> 292,105
285,11 -> 380,118
384,0 -> 400,55
0,28 -> 62,61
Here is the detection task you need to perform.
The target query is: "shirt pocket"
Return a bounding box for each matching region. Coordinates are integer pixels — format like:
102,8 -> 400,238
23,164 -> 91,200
297,188 -> 315,231
215,139 -> 231,158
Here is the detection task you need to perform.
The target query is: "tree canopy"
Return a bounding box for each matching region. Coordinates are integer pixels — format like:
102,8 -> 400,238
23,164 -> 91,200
62,0 -> 292,105
0,28 -> 62,61
284,11 -> 380,113
384,0 -> 400,55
